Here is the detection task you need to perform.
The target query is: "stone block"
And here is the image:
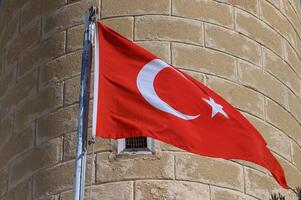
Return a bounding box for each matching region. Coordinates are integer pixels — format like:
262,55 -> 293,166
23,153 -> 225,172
15,83 -> 63,133
37,104 -> 78,144
33,162 -> 73,198
43,0 -> 98,35
245,167 -> 283,199
175,153 -> 244,191
172,43 -> 236,80
135,180 -> 210,200
19,31 -> 65,76
34,158 -> 94,198
15,68 -> 38,105
236,9 -> 282,57
3,179 -> 32,200
7,20 -> 40,65
265,99 -> 301,145
205,24 -> 261,66
172,0 -> 233,28
135,16 -> 203,45
21,0 -> 65,29
291,141 -> 301,171
261,0 -> 296,47
211,186 -> 257,200
0,124 -> 34,170
63,129 -> 112,161
0,169 -> 8,197
284,41 -> 301,79
216,0 -> 258,15
0,68 -> 16,100
238,60 -> 287,107
9,137 -> 62,187
96,152 -> 174,183
66,25 -> 84,52
60,182 -> 133,200
263,47 -> 300,96
39,51 -> 81,88
101,17 -> 134,40
102,0 -> 170,17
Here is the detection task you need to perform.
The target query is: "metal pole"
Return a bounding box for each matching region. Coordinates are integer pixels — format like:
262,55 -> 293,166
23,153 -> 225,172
73,7 -> 96,200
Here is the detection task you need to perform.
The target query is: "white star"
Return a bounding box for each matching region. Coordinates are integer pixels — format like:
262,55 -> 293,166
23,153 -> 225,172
203,97 -> 228,118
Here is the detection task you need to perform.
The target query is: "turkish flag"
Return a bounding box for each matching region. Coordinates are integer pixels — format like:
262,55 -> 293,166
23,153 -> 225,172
92,22 -> 288,188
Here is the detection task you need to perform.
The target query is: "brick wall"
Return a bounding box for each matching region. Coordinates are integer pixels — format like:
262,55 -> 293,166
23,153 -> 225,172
0,0 -> 300,199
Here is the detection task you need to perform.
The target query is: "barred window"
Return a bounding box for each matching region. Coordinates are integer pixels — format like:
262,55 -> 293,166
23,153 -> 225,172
117,137 -> 155,154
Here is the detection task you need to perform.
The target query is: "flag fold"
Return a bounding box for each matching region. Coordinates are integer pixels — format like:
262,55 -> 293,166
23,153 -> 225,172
92,22 -> 288,189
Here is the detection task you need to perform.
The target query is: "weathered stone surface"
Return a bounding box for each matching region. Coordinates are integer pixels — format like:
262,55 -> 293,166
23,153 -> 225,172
280,0 -> 301,41
101,17 -> 134,40
172,43 -> 236,80
217,0 -> 258,15
33,162 -> 74,198
7,20 -> 40,64
263,48 -> 300,95
265,99 -> 301,145
284,41 -> 301,79
60,182 -> 133,200
0,68 -> 16,100
0,115 -> 13,146
245,168 -> 281,199
63,76 -> 80,106
175,154 -> 244,191
21,0 -> 65,28
63,130 -> 112,161
15,83 -> 63,132
66,25 -> 84,52
261,0 -> 296,47
0,14 -> 18,49
173,0 -> 233,28
236,9 -> 283,56
9,137 -> 62,187
0,124 -> 34,169
96,152 -> 174,183
135,180 -> 210,200
211,186 -> 257,200
34,158 -> 94,198
102,0 -> 170,17
135,16 -> 203,45
19,31 -> 65,76
37,104 -> 78,144
44,0 -> 98,35
238,60 -> 287,107
288,91 -> 301,123
135,41 -> 170,63
207,76 -> 264,118
15,69 -> 37,105
205,24 -> 261,65
3,179 -> 32,200
291,141 -> 301,171
0,169 -> 8,197
39,51 -> 82,88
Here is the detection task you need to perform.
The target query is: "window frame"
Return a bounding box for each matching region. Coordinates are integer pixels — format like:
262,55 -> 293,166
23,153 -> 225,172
117,137 -> 155,154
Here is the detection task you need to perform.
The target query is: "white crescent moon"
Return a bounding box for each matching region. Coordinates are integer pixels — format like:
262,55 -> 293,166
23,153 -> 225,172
136,59 -> 200,120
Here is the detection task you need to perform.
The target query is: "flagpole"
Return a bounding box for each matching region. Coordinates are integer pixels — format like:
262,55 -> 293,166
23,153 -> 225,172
73,7 -> 97,200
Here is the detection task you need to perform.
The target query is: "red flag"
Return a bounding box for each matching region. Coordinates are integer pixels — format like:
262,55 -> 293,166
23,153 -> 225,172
92,22 -> 288,188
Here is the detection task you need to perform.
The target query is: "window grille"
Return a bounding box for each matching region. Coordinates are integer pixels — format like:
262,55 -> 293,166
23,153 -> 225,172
117,137 -> 155,154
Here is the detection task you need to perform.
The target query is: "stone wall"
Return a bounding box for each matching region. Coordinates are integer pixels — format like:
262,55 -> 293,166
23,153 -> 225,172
0,0 -> 300,199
